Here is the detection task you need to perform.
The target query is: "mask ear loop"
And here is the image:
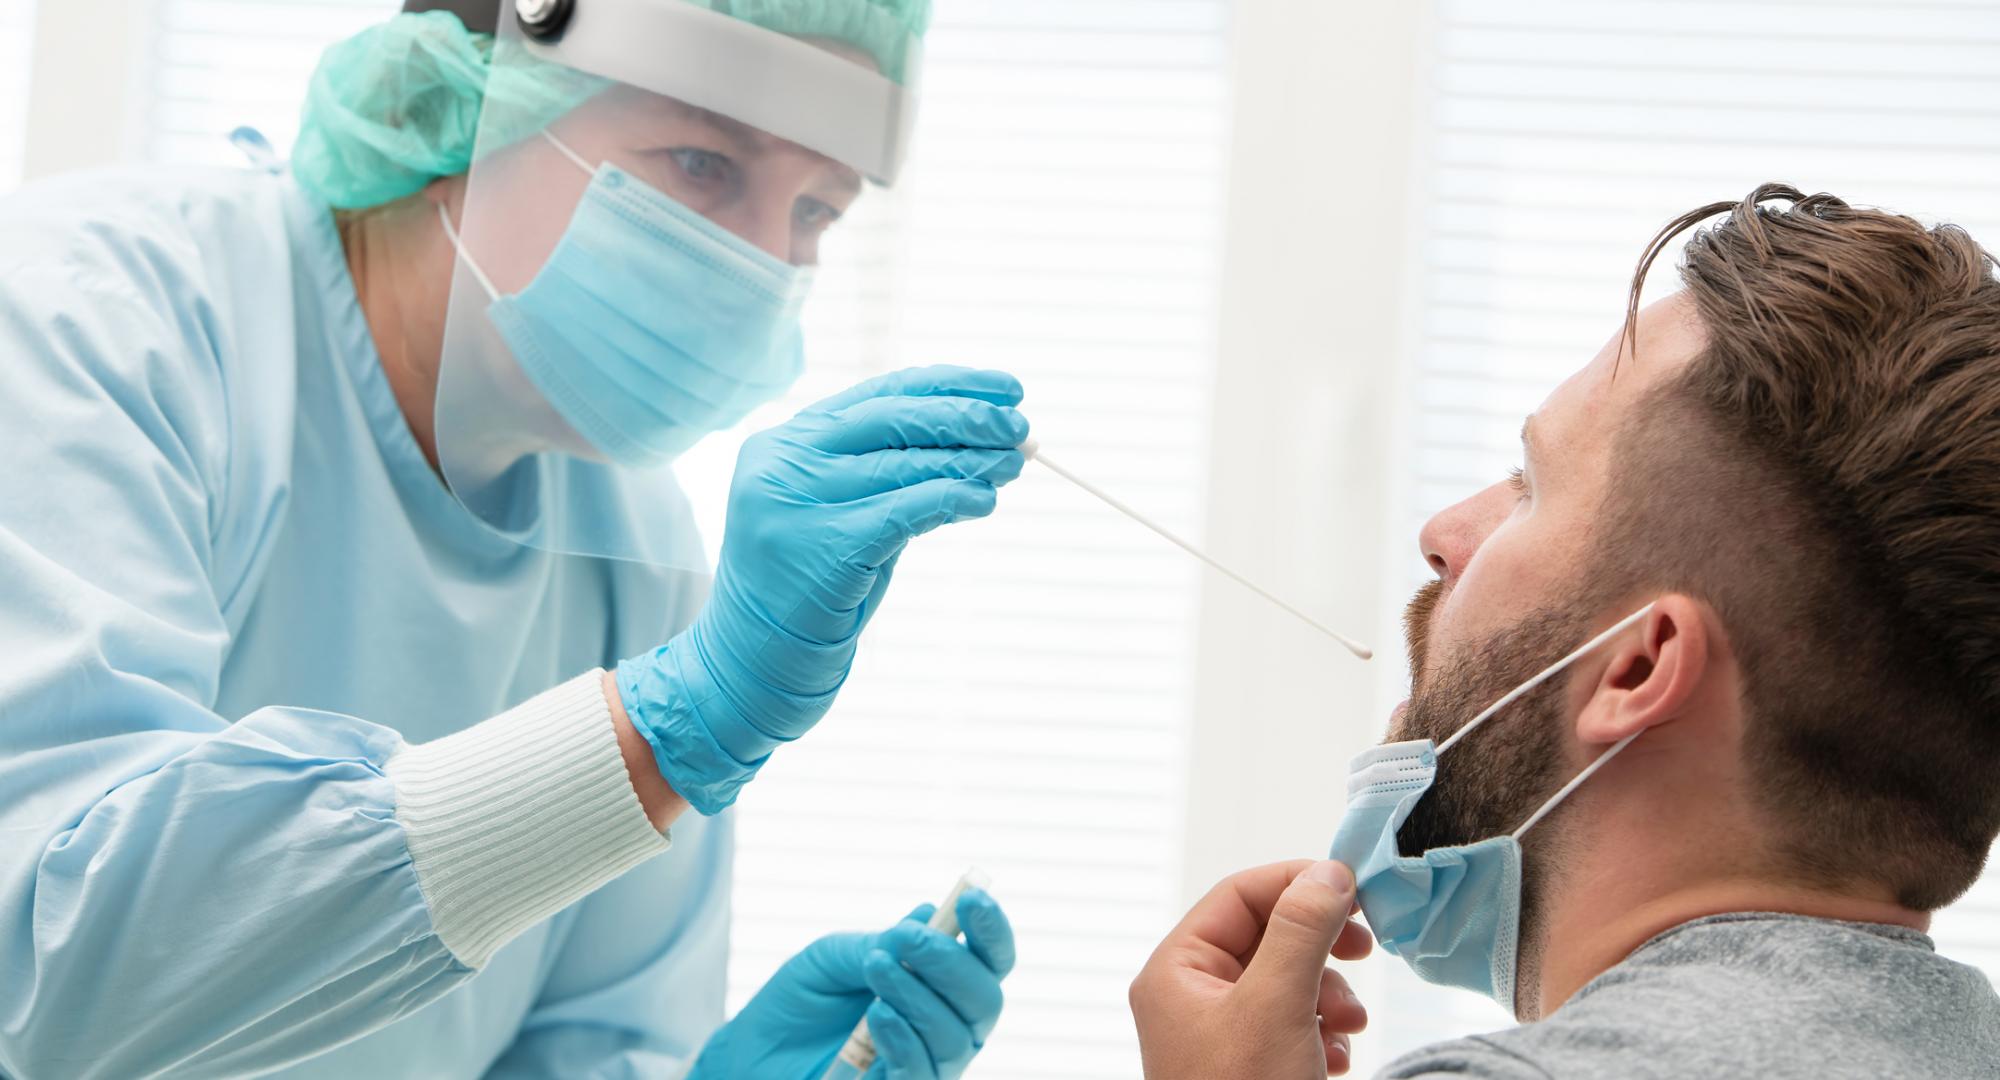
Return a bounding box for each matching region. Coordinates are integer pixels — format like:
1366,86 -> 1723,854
435,132 -> 596,303
1513,730 -> 1641,840
436,201 -> 501,303
540,130 -> 596,175
1437,602 -> 1657,756
1425,602 -> 1659,839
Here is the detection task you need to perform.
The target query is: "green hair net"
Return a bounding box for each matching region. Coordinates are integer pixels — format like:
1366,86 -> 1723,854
717,0 -> 931,83
293,1 -> 932,211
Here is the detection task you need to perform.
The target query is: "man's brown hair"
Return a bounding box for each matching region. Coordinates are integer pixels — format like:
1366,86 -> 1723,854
1600,183 -> 2000,909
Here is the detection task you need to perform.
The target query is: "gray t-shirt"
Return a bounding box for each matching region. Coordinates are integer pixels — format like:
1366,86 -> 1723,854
1380,913 -> 2000,1079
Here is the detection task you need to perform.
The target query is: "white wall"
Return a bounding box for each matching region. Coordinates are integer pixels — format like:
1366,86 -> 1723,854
20,0 -> 147,179
1183,0 -> 1421,896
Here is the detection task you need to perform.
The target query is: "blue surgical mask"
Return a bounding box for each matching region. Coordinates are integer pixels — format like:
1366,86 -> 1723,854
440,133 -> 812,467
1330,603 -> 1656,1010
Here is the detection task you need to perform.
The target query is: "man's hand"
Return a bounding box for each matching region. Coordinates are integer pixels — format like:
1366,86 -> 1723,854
1130,860 -> 1373,1079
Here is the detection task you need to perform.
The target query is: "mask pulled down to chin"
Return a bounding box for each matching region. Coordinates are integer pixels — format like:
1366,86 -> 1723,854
1329,603 -> 1656,1009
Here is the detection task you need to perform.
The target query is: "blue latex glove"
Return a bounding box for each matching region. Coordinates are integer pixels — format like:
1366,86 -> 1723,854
689,889 -> 1017,1080
619,365 -> 1029,813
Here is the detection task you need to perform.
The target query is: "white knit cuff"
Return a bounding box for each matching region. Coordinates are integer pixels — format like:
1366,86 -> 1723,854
387,670 -> 671,968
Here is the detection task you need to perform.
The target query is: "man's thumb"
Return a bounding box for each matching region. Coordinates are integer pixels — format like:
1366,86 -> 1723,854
1241,860 -> 1356,1004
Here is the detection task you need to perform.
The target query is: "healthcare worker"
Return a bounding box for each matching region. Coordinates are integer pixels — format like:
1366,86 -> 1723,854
0,1 -> 1019,1077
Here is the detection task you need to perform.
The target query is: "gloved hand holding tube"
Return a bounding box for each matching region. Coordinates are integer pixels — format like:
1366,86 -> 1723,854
688,884 -> 1015,1080
616,365 -> 1030,814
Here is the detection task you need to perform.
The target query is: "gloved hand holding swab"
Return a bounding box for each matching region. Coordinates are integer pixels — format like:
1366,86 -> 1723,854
1019,438 -> 1372,661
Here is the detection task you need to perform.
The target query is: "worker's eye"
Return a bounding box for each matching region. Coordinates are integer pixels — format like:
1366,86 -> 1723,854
1506,465 -> 1529,499
668,148 -> 739,189
794,196 -> 842,234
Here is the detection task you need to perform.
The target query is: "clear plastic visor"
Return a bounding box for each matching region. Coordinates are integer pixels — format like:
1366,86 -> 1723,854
432,0 -> 918,571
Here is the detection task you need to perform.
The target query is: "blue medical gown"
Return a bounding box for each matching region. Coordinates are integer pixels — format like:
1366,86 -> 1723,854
0,164 -> 731,1078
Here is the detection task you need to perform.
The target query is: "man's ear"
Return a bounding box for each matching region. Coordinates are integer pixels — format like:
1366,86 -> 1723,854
1573,595 -> 1710,746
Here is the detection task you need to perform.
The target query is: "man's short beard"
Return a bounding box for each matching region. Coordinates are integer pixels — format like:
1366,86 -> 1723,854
1391,600 -> 1580,855
1389,584 -> 1594,1014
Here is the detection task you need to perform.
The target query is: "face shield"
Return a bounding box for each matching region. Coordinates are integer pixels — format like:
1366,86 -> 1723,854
430,0 -> 920,570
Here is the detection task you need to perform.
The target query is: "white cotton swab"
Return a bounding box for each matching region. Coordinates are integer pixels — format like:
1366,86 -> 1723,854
1019,438 -> 1372,661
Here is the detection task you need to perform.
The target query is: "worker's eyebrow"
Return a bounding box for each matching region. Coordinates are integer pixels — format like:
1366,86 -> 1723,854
685,105 -> 763,154
822,167 -> 863,201
1521,415 -> 1541,469
690,102 -> 863,198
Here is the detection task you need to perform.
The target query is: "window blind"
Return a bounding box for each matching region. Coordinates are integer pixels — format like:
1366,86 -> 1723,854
142,1 -> 1234,1076
148,0 -> 392,166
0,1 -> 36,188
1376,0 -> 2000,1066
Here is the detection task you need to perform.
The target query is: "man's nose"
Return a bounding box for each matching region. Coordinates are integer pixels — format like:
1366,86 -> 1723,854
1418,481 -> 1517,584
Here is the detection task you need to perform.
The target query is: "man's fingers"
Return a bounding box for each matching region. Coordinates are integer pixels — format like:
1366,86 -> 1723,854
1157,859 -> 1318,979
1239,861 -> 1358,1005
1316,967 -> 1367,1035
1333,916 -> 1374,962
1322,1027 -> 1353,1077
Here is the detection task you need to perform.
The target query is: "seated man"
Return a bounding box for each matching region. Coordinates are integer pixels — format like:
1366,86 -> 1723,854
1127,184 -> 2000,1078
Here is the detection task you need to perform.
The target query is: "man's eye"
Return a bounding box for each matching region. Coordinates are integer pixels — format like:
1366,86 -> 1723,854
1506,466 -> 1528,497
669,148 -> 737,185
794,197 -> 841,232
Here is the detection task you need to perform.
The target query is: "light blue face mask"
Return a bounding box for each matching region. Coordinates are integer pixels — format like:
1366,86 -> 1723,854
1330,603 -> 1656,1011
440,132 -> 813,467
